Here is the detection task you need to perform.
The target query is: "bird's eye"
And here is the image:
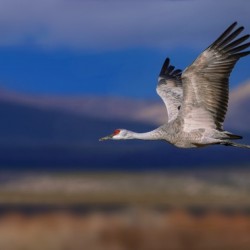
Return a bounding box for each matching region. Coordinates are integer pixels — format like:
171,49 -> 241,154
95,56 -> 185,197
113,129 -> 120,135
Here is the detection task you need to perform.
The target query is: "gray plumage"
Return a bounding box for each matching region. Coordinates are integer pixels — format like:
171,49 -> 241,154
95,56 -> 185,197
100,22 -> 250,149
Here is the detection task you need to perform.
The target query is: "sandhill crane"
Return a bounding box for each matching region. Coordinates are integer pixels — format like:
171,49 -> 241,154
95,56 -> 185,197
100,22 -> 250,149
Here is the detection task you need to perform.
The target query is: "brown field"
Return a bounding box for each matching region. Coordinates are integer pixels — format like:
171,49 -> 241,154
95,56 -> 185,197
0,208 -> 250,250
0,169 -> 250,250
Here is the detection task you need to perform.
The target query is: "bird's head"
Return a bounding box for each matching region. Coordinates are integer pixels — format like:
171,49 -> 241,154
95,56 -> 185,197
99,129 -> 132,141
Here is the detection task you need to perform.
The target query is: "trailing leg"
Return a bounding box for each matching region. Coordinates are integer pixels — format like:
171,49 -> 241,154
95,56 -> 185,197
221,141 -> 250,149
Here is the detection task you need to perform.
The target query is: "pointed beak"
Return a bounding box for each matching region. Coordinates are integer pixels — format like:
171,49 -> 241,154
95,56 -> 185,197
99,134 -> 113,141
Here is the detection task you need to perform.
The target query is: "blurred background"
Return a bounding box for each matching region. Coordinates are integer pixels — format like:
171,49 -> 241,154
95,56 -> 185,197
0,0 -> 250,249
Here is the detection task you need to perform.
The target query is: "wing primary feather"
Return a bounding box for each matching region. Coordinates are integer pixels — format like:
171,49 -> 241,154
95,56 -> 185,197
159,58 -> 182,80
217,27 -> 244,48
167,65 -> 175,73
210,22 -> 238,49
227,42 -> 250,54
223,35 -> 250,51
172,69 -> 182,76
159,58 -> 170,76
229,51 -> 250,58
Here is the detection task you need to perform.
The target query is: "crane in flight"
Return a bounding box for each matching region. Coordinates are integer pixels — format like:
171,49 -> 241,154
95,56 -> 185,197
100,22 -> 250,149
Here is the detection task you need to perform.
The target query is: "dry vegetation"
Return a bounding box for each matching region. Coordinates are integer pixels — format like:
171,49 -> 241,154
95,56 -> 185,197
0,208 -> 250,250
0,170 -> 250,207
0,169 -> 249,250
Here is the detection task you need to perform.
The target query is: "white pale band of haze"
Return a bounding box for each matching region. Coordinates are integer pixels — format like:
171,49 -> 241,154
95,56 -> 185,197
0,0 -> 249,50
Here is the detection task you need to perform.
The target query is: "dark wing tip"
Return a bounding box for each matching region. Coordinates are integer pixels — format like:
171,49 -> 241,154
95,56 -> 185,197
209,22 -> 250,58
210,22 -> 240,49
159,57 -> 170,76
231,21 -> 238,28
159,57 -> 182,80
229,51 -> 250,58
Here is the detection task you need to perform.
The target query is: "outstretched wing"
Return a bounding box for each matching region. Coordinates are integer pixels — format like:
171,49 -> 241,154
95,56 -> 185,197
180,22 -> 250,132
156,58 -> 183,123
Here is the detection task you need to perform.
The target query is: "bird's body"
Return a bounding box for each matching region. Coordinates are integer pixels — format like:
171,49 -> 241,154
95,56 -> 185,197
100,22 -> 250,149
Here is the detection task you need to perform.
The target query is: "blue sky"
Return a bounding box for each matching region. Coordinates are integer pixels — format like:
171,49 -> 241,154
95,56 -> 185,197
0,0 -> 249,98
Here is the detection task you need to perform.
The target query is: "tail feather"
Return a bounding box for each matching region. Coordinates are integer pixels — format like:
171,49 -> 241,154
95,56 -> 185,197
222,141 -> 250,149
224,132 -> 242,140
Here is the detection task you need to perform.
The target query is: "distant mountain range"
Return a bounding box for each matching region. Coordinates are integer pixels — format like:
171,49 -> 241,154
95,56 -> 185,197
1,80 -> 250,128
0,88 -> 165,125
0,82 -> 249,170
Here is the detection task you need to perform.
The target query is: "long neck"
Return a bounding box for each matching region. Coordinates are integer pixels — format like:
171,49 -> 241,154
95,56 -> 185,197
128,128 -> 163,140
